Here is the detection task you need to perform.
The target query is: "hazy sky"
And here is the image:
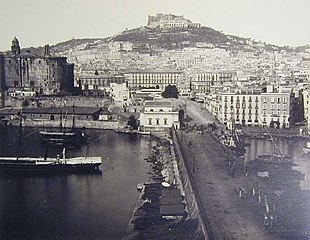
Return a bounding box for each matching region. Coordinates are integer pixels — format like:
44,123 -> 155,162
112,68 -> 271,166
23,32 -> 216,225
1,0 -> 309,51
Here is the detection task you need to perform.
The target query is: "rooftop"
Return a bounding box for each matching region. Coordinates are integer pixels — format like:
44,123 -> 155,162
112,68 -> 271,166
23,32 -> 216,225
145,101 -> 172,107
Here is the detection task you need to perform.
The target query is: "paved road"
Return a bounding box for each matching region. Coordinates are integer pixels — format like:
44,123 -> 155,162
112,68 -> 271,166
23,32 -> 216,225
178,99 -> 279,240
185,100 -> 217,125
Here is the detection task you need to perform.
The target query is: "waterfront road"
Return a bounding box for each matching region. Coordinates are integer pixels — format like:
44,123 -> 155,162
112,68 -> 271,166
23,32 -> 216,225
178,99 -> 278,240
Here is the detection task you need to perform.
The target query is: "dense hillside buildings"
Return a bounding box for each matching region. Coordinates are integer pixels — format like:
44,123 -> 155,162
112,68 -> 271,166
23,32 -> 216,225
0,37 -> 74,107
147,13 -> 201,29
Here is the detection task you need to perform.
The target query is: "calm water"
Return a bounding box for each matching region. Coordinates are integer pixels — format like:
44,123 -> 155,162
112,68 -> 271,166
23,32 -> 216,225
244,136 -> 310,190
0,126 -> 153,240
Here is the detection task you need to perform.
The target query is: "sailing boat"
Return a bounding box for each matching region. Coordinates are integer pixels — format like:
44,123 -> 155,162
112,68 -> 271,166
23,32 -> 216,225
0,112 -> 102,172
256,117 -> 291,162
39,105 -> 88,148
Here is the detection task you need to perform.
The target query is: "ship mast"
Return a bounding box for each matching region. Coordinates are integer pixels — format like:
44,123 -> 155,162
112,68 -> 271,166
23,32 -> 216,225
258,117 -> 282,156
16,110 -> 23,160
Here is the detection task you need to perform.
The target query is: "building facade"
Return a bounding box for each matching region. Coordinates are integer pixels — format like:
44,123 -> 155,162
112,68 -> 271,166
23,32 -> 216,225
139,101 -> 180,130
191,71 -> 237,94
217,88 -> 291,128
124,71 -> 183,90
78,74 -> 125,96
0,38 -> 74,107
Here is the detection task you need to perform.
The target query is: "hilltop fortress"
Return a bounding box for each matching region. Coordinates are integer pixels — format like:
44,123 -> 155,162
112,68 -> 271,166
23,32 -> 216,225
147,13 -> 201,29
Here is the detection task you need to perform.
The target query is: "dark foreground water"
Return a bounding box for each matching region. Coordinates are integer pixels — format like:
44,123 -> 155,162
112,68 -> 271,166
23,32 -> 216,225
0,126 -> 153,240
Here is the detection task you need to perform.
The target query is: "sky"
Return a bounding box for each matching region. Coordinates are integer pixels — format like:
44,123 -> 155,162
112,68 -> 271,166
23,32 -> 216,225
1,0 -> 310,51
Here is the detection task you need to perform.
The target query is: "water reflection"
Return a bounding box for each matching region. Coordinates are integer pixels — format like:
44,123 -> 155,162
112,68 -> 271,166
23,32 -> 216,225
0,126 -> 152,240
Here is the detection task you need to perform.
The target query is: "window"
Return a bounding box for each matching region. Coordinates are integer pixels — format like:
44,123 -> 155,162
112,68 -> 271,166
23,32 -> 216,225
263,104 -> 267,110
283,97 -> 287,103
159,109 -> 163,112
271,97 -> 274,103
283,104 -> 287,110
150,109 -> 154,112
277,97 -> 281,103
263,97 -> 267,103
164,118 -> 168,125
148,118 -> 152,125
156,118 -> 160,125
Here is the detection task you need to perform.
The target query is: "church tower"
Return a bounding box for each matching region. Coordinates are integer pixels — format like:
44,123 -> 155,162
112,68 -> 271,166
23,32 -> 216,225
11,37 -> 21,55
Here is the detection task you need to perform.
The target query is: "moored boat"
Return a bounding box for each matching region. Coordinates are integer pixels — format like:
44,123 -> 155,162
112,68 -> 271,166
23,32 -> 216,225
0,111 -> 101,172
0,149 -> 102,172
39,105 -> 89,148
40,128 -> 89,147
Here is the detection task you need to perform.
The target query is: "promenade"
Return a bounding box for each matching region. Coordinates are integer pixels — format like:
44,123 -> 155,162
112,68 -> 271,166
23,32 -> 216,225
178,99 -> 280,239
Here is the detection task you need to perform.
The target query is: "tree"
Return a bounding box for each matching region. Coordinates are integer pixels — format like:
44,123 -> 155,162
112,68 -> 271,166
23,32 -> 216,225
162,85 -> 179,99
127,115 -> 139,130
22,99 -> 30,107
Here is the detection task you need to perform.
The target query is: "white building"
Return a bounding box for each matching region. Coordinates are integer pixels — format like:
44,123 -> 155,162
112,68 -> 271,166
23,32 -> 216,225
217,87 -> 290,128
110,82 -> 130,107
139,101 -> 180,131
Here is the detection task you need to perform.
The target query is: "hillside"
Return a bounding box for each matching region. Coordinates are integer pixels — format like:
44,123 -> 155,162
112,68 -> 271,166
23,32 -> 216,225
21,24 -> 293,55
109,26 -> 230,49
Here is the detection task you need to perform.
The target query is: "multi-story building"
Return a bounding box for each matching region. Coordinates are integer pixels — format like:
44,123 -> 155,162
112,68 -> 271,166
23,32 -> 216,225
302,88 -> 310,131
217,86 -> 291,128
139,101 -> 180,131
0,37 -> 74,107
109,82 -> 130,107
191,71 -> 237,94
124,70 -> 183,90
147,13 -> 201,29
78,74 -> 125,96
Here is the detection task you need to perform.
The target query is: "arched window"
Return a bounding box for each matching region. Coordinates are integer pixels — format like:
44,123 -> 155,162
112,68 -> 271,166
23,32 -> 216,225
156,118 -> 160,125
148,118 -> 152,125
164,118 -> 168,125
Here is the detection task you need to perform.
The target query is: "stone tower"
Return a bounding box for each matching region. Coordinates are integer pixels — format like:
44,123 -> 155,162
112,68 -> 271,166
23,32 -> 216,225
44,44 -> 51,57
11,37 -> 20,55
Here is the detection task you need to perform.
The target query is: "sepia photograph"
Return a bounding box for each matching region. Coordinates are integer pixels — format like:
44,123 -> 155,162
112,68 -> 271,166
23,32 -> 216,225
0,0 -> 310,239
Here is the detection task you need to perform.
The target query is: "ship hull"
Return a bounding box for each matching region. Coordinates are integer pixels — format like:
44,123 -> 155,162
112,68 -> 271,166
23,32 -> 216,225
40,130 -> 88,147
0,157 -> 102,172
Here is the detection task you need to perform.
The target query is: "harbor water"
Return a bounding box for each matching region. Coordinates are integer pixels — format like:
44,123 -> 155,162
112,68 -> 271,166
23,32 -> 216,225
243,136 -> 310,190
0,126 -> 153,240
